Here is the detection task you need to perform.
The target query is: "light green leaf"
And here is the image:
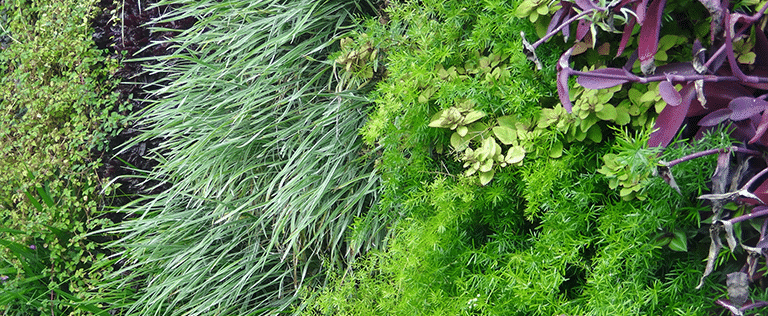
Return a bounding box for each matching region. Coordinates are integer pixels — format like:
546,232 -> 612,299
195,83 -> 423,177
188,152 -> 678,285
615,106 -> 631,125
497,115 -> 516,129
457,125 -> 469,137
492,126 -> 517,145
587,124 -> 602,142
450,132 -> 469,151
428,109 -> 448,128
596,103 -> 617,120
479,159 -> 494,173
463,110 -> 486,125
515,0 -> 538,18
479,170 -> 494,186
549,140 -> 563,158
505,146 -> 526,164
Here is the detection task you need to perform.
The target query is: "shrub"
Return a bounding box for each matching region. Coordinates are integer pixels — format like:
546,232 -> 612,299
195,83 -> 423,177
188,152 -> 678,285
0,0 -> 125,314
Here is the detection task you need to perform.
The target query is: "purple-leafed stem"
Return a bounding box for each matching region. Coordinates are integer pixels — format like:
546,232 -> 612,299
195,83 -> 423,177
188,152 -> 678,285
637,0 -> 666,74
728,207 -> 768,225
664,147 -> 763,168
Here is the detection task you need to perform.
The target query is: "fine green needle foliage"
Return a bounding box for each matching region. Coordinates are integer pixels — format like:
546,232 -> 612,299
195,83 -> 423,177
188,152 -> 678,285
101,0 -> 382,314
304,0 -> 732,314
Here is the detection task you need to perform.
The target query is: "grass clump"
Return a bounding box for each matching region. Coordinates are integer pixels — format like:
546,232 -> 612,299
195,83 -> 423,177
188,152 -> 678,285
0,0 -> 124,314
101,0 -> 383,314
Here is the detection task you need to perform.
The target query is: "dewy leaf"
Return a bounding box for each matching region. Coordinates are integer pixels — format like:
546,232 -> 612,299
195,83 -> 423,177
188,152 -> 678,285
637,0 -> 667,75
576,68 -> 630,89
729,97 -> 768,121
658,79 -> 682,106
492,126 -> 517,145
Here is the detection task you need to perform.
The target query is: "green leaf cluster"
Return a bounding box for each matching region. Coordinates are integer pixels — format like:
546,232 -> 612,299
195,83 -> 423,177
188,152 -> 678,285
0,0 -> 124,314
333,32 -> 382,91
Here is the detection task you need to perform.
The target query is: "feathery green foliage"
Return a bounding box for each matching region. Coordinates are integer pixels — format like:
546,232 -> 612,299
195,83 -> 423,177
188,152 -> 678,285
101,0 -> 382,314
304,0 -> 743,314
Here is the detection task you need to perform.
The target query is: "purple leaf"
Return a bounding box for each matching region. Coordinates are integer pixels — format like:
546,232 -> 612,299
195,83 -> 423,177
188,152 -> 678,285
547,2 -> 573,41
754,24 -> 768,68
729,97 -> 768,121
699,108 -> 733,126
573,0 -> 600,11
746,176 -> 768,205
697,0 -> 723,42
687,82 -> 750,117
708,42 -> 728,73
648,82 -> 695,147
616,13 -> 636,57
636,0 -> 650,24
557,48 -> 575,112
654,62 -> 698,75
658,79 -> 682,106
576,19 -> 591,41
637,0 -> 666,74
749,110 -> 768,144
576,68 -> 630,89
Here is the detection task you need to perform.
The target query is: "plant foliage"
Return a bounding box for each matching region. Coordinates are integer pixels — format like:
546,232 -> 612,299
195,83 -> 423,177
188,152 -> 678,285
100,0 -> 383,314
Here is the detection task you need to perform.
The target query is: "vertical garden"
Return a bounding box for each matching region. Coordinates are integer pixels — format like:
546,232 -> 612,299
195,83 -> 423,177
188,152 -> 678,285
3,0 -> 768,315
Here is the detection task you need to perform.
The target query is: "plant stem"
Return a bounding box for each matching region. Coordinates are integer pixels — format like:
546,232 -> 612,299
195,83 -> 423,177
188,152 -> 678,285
665,147 -> 763,168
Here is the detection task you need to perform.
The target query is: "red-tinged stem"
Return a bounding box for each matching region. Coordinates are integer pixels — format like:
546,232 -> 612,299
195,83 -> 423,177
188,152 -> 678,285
531,9 -> 595,49
664,147 -> 763,168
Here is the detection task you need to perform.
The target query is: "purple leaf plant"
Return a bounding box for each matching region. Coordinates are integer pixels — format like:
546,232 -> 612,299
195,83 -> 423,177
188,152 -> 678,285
525,0 -> 768,313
